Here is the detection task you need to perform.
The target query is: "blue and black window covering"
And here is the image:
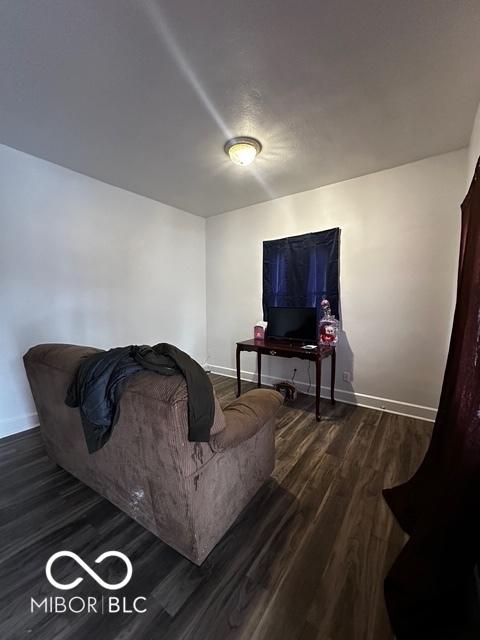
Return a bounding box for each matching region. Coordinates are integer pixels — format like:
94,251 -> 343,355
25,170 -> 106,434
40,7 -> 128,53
262,228 -> 340,321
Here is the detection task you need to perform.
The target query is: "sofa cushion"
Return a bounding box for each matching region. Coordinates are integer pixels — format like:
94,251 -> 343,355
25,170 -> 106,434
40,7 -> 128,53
210,388 -> 283,452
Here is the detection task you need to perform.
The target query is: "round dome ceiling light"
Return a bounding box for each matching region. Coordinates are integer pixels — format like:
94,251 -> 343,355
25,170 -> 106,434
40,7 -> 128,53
224,136 -> 262,166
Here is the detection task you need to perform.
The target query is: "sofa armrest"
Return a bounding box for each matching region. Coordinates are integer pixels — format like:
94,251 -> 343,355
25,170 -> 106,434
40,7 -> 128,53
209,389 -> 283,452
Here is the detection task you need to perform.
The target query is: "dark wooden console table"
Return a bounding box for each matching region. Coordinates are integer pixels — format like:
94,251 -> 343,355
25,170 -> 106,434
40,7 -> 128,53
236,338 -> 336,422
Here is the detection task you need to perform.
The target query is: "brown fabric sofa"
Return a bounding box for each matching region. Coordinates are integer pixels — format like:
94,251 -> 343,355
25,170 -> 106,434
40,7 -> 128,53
23,344 -> 283,564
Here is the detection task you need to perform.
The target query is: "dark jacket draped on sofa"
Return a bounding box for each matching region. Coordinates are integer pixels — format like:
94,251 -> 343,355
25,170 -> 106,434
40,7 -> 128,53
66,343 -> 214,453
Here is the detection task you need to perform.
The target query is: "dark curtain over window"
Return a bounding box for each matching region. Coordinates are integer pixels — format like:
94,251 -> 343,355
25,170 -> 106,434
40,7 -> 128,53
262,228 -> 340,321
383,158 -> 480,637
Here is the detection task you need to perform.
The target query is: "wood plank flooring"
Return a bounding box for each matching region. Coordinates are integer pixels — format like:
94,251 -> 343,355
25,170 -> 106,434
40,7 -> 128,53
0,375 -> 432,640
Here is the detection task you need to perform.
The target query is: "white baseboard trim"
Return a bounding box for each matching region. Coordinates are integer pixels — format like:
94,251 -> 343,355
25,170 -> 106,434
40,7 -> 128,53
0,412 -> 39,438
208,364 -> 437,423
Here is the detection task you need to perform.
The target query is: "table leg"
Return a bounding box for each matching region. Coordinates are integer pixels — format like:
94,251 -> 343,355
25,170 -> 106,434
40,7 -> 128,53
257,351 -> 262,388
316,357 -> 321,422
236,345 -> 241,397
331,348 -> 336,404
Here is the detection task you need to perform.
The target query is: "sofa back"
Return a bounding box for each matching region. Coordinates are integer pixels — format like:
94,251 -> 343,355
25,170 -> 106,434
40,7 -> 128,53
23,344 -> 225,542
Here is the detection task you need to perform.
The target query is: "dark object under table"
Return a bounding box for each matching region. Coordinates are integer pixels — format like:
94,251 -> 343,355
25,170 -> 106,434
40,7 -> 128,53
236,338 -> 335,421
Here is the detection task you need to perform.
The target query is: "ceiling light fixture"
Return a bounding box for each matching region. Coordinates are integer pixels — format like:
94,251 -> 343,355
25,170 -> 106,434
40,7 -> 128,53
224,136 -> 262,166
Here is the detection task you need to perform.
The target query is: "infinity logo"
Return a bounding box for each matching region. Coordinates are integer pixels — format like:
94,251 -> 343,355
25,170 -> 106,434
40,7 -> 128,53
46,551 -> 133,591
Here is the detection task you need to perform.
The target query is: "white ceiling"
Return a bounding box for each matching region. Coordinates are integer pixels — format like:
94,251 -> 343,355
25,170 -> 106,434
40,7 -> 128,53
0,1 -> 479,217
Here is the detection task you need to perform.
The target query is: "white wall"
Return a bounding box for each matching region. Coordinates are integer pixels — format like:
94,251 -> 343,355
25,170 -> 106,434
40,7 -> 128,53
0,142 -> 470,436
468,101 -> 480,180
206,149 -> 467,420
0,144 -> 206,437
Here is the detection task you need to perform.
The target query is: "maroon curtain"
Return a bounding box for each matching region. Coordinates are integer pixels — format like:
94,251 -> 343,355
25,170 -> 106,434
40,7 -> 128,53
383,158 -> 480,639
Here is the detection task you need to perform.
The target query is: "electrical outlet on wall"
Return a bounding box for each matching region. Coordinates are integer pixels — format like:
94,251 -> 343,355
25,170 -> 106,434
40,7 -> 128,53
343,371 -> 351,383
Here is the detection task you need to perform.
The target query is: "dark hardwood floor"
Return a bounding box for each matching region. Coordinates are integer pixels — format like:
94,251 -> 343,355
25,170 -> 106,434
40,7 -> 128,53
0,375 -> 432,640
